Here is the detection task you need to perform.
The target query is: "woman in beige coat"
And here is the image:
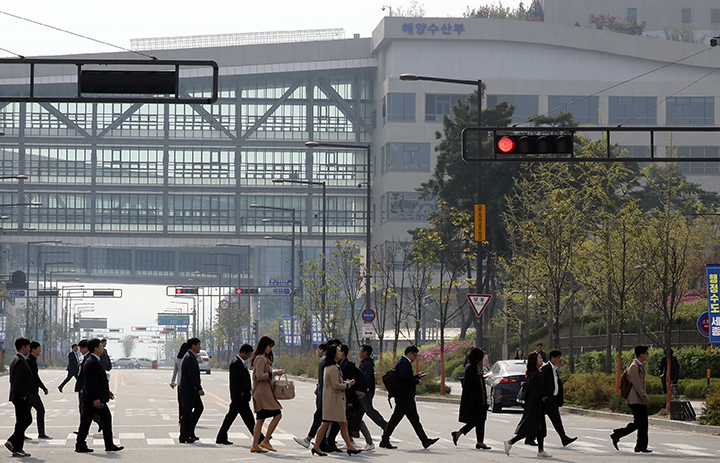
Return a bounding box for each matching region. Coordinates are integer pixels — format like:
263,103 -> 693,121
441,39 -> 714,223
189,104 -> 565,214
250,336 -> 285,453
311,345 -> 362,456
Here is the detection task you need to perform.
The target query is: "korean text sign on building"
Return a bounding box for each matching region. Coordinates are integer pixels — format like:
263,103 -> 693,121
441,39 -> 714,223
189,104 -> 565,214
707,264 -> 720,343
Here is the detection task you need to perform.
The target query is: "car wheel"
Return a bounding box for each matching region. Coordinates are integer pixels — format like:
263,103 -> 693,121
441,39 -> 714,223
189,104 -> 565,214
491,388 -> 502,413
136,364 -> 142,369
205,370 -> 211,375
128,364 -> 134,369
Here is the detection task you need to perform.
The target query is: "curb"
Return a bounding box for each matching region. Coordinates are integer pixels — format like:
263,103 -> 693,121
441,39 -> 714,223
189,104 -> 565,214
562,406 -> 720,436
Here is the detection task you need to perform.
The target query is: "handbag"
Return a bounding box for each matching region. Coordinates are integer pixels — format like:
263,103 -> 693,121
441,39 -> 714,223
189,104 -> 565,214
516,380 -> 527,405
272,373 -> 295,400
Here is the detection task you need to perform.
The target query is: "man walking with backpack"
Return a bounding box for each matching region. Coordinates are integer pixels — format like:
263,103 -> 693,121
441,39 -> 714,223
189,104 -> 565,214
611,345 -> 651,453
379,345 -> 438,450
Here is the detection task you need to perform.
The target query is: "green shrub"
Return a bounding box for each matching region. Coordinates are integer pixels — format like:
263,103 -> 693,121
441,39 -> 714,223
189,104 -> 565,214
445,358 -> 465,378
585,321 -> 606,336
452,365 -> 465,380
700,384 -> 720,425
417,379 -> 451,395
564,373 -> 614,409
609,394 -> 667,415
608,394 -> 631,413
684,380 -> 708,399
644,374 -> 663,395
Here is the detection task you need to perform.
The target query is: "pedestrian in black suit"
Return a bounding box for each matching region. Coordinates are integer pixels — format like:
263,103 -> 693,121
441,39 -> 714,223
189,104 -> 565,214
5,337 -> 34,458
541,350 -> 576,447
379,345 -> 439,450
503,352 -> 552,458
216,344 -> 265,445
99,339 -> 112,372
659,349 -> 680,395
535,343 -> 548,363
179,337 -> 204,443
358,344 -> 387,433
58,343 -> 80,392
451,347 -> 491,450
75,338 -> 123,453
74,339 -> 102,433
28,341 -> 51,439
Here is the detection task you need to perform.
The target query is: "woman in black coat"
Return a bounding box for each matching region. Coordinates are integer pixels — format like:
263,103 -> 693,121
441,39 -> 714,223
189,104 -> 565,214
451,348 -> 490,450
503,352 -> 551,458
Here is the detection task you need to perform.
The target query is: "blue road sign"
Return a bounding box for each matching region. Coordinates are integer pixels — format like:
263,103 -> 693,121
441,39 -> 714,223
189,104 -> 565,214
273,287 -> 292,295
698,311 -> 710,338
269,278 -> 292,286
8,290 -> 26,297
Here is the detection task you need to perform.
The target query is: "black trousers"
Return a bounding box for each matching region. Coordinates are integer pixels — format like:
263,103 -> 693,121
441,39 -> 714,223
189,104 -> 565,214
361,393 -> 388,430
59,371 -> 76,391
28,393 -> 45,435
216,397 -> 262,442
179,393 -> 204,441
76,402 -> 114,449
381,396 -> 429,444
9,399 -> 32,452
459,407 -> 487,442
307,405 -> 323,438
77,392 -> 103,429
613,404 -> 649,450
544,396 -> 567,440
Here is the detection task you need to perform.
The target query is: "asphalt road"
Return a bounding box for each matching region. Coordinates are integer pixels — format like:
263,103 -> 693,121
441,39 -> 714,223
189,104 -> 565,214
1,367 -> 719,462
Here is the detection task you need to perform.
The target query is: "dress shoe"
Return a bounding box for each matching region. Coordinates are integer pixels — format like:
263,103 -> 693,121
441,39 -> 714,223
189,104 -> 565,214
38,434 -> 52,440
524,439 -> 537,446
23,436 -> 30,441
379,441 -> 397,449
12,450 -> 30,457
250,447 -> 268,453
260,441 -> 276,452
635,448 -> 652,453
5,441 -> 14,453
562,436 -> 577,447
423,437 -> 439,449
105,445 -> 124,451
610,433 -> 619,451
216,440 -> 233,445
476,443 -> 491,450
58,386 -> 63,393
346,448 -> 362,456
75,447 -> 94,453
311,448 -> 327,456
451,431 -> 459,446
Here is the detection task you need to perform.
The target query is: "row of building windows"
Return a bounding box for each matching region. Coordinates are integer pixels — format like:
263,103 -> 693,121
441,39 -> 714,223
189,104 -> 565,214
387,93 -> 716,126
625,7 -> 720,24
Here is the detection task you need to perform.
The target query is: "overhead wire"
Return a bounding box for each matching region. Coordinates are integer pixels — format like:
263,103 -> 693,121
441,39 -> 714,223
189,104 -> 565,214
0,10 -> 157,60
519,44 -> 717,126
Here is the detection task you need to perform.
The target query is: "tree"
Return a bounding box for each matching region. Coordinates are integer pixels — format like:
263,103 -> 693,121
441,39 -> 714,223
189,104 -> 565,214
371,241 -> 400,362
122,335 -> 136,357
214,296 -> 251,361
296,258 -> 343,347
329,239 -> 364,348
663,24 -> 704,43
406,229 -> 436,349
395,1 -> 426,17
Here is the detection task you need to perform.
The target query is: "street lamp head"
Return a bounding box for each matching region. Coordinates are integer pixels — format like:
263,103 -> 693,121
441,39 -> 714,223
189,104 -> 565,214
399,74 -> 419,81
15,175 -> 28,180
249,204 -> 259,208
264,236 -> 273,240
30,202 -> 42,206
262,218 -> 271,222
305,141 -> 320,148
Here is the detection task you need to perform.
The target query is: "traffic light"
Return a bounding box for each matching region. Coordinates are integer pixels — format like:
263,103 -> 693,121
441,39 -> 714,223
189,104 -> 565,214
494,134 -> 573,155
37,290 -> 59,297
93,290 -> 114,297
175,287 -> 199,295
235,288 -> 260,295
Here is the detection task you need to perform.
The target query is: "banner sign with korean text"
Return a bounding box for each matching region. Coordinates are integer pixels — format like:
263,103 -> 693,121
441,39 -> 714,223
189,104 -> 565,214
311,311 -> 325,345
281,316 -> 301,346
0,313 -> 7,343
707,264 -> 720,343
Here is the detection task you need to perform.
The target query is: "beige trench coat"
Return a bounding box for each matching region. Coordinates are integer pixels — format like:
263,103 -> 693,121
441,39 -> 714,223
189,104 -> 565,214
627,359 -> 649,405
251,354 -> 282,413
322,364 -> 350,422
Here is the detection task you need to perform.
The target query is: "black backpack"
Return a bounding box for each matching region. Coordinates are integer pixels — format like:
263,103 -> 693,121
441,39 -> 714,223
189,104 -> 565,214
382,367 -> 402,398
354,365 -> 369,396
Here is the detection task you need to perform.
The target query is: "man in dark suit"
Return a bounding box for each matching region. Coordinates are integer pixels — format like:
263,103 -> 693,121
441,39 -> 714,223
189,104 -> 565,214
75,338 -> 123,453
541,350 -> 576,447
535,343 -> 548,363
5,337 -> 35,458
99,339 -> 112,372
74,339 -> 102,433
27,341 -> 51,439
179,337 -> 204,443
216,344 -> 264,445
58,343 -> 80,393
379,345 -> 439,450
659,349 -> 680,395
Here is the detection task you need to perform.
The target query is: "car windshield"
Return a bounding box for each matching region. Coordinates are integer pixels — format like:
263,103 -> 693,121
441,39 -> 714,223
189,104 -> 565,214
504,362 -> 527,375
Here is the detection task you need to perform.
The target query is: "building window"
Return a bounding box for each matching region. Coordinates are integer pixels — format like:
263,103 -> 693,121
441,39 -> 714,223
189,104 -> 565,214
627,8 -> 637,22
382,143 -> 431,174
486,95 -> 539,124
666,97 -> 714,126
682,8 -> 692,24
425,94 -> 465,122
712,9 -> 720,23
386,93 -> 415,122
548,96 -> 599,125
608,97 -> 657,125
675,146 -> 719,175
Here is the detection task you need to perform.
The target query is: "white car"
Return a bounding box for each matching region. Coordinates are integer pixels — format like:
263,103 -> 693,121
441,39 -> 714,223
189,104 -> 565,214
198,350 -> 212,374
135,357 -> 153,369
112,357 -> 138,369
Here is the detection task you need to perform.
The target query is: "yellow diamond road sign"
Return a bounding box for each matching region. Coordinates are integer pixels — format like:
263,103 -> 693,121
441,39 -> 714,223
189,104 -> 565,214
467,294 -> 492,318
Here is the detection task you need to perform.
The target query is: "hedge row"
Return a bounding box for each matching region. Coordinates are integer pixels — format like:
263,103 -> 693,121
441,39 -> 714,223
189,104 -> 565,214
576,346 -> 720,380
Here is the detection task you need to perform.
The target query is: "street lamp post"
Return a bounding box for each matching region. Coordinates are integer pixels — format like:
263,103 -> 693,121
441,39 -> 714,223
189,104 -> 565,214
305,141 -> 371,349
26,240 -> 62,338
271,178 -> 327,319
399,73 -> 485,348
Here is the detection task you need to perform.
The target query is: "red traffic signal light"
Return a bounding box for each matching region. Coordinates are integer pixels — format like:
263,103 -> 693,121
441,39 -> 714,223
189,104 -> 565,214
235,288 -> 260,295
175,287 -> 199,295
494,134 -> 573,155
235,288 -> 243,294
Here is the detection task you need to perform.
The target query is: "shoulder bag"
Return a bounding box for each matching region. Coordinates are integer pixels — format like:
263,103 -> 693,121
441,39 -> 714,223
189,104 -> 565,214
272,373 -> 295,400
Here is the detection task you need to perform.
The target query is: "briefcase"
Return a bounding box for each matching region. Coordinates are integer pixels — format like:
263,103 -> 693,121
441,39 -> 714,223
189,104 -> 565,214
272,373 -> 295,400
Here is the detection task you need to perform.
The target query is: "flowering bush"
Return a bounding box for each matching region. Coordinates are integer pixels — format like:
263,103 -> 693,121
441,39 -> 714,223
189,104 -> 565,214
420,340 -> 471,361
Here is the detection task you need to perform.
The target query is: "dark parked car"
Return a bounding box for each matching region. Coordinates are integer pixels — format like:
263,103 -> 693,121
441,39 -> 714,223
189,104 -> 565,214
486,359 -> 527,413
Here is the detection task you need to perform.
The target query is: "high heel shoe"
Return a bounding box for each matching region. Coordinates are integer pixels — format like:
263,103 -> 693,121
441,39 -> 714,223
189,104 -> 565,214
346,448 -> 363,456
311,448 -> 328,456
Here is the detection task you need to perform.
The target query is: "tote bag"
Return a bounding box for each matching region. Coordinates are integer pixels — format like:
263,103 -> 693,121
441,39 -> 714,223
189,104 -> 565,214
272,373 -> 296,400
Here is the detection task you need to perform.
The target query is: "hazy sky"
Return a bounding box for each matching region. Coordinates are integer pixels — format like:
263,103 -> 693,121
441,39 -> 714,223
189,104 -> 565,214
0,1 -> 526,57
